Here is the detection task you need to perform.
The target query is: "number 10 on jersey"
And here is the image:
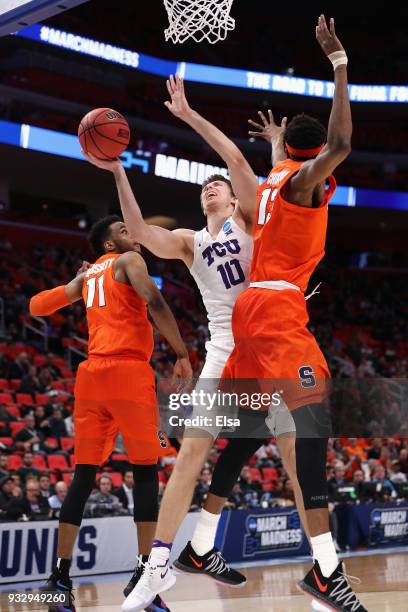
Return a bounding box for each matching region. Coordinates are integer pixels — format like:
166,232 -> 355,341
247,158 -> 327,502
217,259 -> 245,290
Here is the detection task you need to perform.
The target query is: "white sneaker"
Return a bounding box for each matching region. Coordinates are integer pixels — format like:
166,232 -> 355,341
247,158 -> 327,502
121,558 -> 176,612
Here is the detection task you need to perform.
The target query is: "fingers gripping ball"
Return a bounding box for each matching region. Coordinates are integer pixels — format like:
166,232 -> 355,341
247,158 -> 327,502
78,108 -> 130,160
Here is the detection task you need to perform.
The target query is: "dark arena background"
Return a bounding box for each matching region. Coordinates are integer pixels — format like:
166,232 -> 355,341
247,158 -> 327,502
0,2 -> 407,611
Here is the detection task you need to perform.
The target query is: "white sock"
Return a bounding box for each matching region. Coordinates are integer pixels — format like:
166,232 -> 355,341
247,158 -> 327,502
310,532 -> 339,578
149,546 -> 170,567
190,509 -> 221,556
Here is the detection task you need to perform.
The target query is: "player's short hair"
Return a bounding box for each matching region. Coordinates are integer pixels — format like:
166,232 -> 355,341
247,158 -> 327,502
202,174 -> 235,198
284,113 -> 327,156
88,215 -> 123,256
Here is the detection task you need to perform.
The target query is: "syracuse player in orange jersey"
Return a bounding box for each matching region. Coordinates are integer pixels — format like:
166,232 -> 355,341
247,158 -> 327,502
29,215 -> 192,612
223,15 -> 367,612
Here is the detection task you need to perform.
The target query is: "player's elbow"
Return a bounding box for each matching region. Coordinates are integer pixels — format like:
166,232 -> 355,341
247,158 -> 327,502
327,139 -> 352,158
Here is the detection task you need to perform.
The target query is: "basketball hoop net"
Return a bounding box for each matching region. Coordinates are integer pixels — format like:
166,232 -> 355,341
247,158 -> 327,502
163,0 -> 235,44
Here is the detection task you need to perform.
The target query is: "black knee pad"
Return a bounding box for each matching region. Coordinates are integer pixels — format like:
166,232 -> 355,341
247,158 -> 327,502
209,438 -> 266,498
59,464 -> 98,526
295,436 -> 329,510
132,464 -> 159,523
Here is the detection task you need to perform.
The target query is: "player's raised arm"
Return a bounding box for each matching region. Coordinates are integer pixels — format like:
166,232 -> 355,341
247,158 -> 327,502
84,153 -> 193,265
248,110 -> 288,167
290,15 -> 352,190
165,74 -> 258,226
29,273 -> 85,316
119,251 -> 193,382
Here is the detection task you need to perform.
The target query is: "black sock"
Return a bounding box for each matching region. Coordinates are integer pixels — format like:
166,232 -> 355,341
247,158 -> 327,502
140,554 -> 149,565
56,558 -> 71,580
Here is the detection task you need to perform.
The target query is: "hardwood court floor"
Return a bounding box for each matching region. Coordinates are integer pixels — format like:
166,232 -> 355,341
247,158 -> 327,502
2,552 -> 407,611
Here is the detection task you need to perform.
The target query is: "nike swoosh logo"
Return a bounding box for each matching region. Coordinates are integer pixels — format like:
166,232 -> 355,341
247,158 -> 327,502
161,568 -> 168,579
313,569 -> 328,593
56,580 -> 69,590
189,554 -> 203,568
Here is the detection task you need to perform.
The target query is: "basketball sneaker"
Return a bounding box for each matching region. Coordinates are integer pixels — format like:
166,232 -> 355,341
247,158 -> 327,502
121,557 -> 176,612
123,557 -> 171,611
173,541 -> 246,587
41,568 -> 76,612
298,560 -> 368,611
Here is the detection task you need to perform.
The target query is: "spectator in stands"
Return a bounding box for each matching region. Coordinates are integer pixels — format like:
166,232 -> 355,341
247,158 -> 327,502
352,469 -> 365,500
0,420 -> 11,437
13,413 -> 56,453
399,448 -> 408,474
328,462 -> 347,501
5,477 -> 49,520
0,402 -> 16,423
48,481 -> 68,519
366,438 -> 382,460
343,438 -> 367,462
17,451 -> 41,483
226,482 -> 244,510
18,365 -> 42,395
39,473 -> 54,499
190,467 -> 212,511
48,407 -> 68,439
0,475 -> 22,518
0,349 -> 9,378
0,452 -> 9,477
239,465 -> 263,497
371,464 -> 398,499
34,405 -> 51,436
84,474 -> 125,517
389,460 -> 407,484
38,367 -> 53,392
8,352 -> 30,380
113,469 -> 134,514
254,440 -> 279,467
39,353 -> 61,379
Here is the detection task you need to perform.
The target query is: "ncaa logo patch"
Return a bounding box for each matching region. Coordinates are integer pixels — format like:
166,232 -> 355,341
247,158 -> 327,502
223,221 -> 232,236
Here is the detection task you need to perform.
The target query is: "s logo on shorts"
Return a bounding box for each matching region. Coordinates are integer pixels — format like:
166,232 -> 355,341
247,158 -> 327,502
299,366 -> 316,388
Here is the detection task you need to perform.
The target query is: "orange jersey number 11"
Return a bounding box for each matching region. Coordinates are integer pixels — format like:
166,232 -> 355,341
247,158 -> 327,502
86,275 -> 106,308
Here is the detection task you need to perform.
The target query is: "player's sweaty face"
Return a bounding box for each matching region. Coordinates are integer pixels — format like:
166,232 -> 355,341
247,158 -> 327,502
201,181 -> 234,215
110,222 -> 140,253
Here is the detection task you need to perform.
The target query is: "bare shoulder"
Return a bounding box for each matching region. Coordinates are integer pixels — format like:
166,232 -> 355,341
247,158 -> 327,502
116,251 -> 147,271
173,228 -> 195,247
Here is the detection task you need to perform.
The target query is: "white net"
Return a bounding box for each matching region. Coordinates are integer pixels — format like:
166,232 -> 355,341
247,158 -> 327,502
163,0 -> 235,44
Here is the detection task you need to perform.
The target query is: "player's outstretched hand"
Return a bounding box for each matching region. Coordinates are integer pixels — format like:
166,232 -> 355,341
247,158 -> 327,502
172,356 -> 193,390
82,150 -> 122,173
316,15 -> 345,56
248,110 -> 287,144
164,74 -> 192,119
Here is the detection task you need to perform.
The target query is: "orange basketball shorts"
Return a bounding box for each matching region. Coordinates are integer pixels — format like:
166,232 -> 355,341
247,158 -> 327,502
74,357 -> 166,465
221,288 -> 330,410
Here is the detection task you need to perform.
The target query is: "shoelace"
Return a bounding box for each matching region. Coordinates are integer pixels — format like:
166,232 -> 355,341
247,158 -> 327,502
305,282 -> 322,301
329,571 -> 362,611
206,551 -> 229,575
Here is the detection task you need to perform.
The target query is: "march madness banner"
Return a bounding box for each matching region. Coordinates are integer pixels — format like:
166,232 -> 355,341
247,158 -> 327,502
216,508 -> 310,562
0,514 -> 199,584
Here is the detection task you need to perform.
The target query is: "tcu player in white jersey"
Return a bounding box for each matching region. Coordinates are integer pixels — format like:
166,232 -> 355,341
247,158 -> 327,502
86,75 -> 308,612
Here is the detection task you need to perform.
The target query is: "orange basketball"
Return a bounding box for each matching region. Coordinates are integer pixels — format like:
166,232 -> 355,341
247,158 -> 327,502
78,108 -> 130,160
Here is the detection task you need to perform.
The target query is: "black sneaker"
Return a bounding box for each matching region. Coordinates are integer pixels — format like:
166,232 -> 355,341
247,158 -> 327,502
173,541 -> 246,587
298,560 -> 368,611
41,569 -> 75,612
123,558 -> 172,611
